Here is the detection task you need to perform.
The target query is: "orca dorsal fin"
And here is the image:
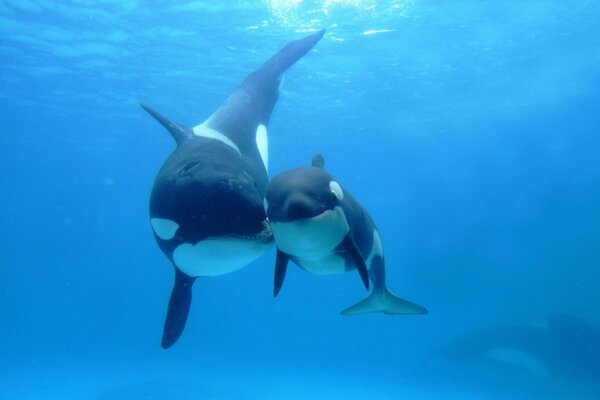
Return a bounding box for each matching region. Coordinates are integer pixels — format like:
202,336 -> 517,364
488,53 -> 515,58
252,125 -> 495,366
141,103 -> 192,146
312,154 -> 325,168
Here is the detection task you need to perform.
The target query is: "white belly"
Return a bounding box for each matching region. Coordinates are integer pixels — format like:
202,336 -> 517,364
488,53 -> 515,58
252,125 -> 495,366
297,253 -> 347,275
173,236 -> 272,277
271,206 -> 349,258
270,206 -> 350,276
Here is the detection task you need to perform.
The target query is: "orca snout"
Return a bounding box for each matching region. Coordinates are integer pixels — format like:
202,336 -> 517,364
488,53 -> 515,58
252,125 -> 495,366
275,192 -> 326,222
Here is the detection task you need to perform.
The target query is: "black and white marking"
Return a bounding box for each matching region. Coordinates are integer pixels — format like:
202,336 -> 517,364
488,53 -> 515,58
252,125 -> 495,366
265,155 -> 427,316
142,30 -> 325,348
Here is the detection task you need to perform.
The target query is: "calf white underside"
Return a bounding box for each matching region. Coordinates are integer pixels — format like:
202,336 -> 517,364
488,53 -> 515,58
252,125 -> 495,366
271,206 -> 350,274
296,253 -> 347,275
173,236 -> 272,277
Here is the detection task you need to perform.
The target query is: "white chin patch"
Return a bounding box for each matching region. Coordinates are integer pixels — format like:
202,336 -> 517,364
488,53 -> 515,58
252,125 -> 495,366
271,206 -> 349,260
151,218 -> 179,240
173,236 -> 272,277
255,124 -> 268,171
193,122 -> 241,155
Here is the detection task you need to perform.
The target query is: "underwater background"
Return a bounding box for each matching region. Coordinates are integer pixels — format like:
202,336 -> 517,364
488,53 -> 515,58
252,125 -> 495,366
1,1 -> 599,398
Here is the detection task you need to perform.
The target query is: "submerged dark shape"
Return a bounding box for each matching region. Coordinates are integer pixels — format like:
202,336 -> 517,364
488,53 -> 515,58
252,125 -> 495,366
435,314 -> 600,383
265,154 -> 427,315
142,30 -> 325,349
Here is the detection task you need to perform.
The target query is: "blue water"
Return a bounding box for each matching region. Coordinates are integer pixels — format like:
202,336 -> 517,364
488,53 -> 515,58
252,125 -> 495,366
2,1 -> 600,398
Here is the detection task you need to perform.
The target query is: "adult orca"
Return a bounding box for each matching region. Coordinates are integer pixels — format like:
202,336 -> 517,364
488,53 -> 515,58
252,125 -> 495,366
435,314 -> 600,383
142,30 -> 325,348
264,155 -> 427,315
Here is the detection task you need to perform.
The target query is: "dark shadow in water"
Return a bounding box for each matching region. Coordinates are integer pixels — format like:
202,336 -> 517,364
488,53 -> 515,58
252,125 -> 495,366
432,314 -> 600,388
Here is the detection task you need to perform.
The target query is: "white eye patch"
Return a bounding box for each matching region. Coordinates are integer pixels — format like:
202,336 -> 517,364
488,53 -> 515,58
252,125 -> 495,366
151,218 -> 179,240
330,181 -> 343,201
263,198 -> 269,213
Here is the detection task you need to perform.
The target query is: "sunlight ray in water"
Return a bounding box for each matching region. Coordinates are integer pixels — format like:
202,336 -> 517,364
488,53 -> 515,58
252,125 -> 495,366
265,0 -> 415,28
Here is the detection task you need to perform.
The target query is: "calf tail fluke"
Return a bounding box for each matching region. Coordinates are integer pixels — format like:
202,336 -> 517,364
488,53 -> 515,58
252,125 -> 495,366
341,288 -> 427,316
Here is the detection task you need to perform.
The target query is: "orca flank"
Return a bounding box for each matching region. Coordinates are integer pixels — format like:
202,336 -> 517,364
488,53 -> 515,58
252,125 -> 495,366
142,30 -> 325,348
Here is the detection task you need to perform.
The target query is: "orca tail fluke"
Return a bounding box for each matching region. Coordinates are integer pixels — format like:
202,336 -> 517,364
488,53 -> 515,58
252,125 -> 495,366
205,30 -> 325,146
341,288 -> 427,316
161,269 -> 196,349
259,29 -> 325,79
140,103 -> 192,146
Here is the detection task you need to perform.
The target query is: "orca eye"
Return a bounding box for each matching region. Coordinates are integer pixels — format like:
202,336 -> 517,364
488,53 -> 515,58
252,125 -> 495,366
329,181 -> 343,201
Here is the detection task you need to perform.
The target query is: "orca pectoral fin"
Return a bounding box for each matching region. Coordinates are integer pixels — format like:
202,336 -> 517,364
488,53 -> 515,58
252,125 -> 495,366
341,235 -> 369,291
274,249 -> 290,297
161,269 -> 196,349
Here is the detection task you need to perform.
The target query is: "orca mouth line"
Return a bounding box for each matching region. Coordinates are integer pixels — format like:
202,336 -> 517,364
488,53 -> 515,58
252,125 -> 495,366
229,219 -> 273,241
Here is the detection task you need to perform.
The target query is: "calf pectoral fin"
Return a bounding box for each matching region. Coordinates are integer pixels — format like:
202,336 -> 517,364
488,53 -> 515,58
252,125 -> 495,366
274,248 -> 290,297
341,234 -> 370,291
161,268 -> 196,349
